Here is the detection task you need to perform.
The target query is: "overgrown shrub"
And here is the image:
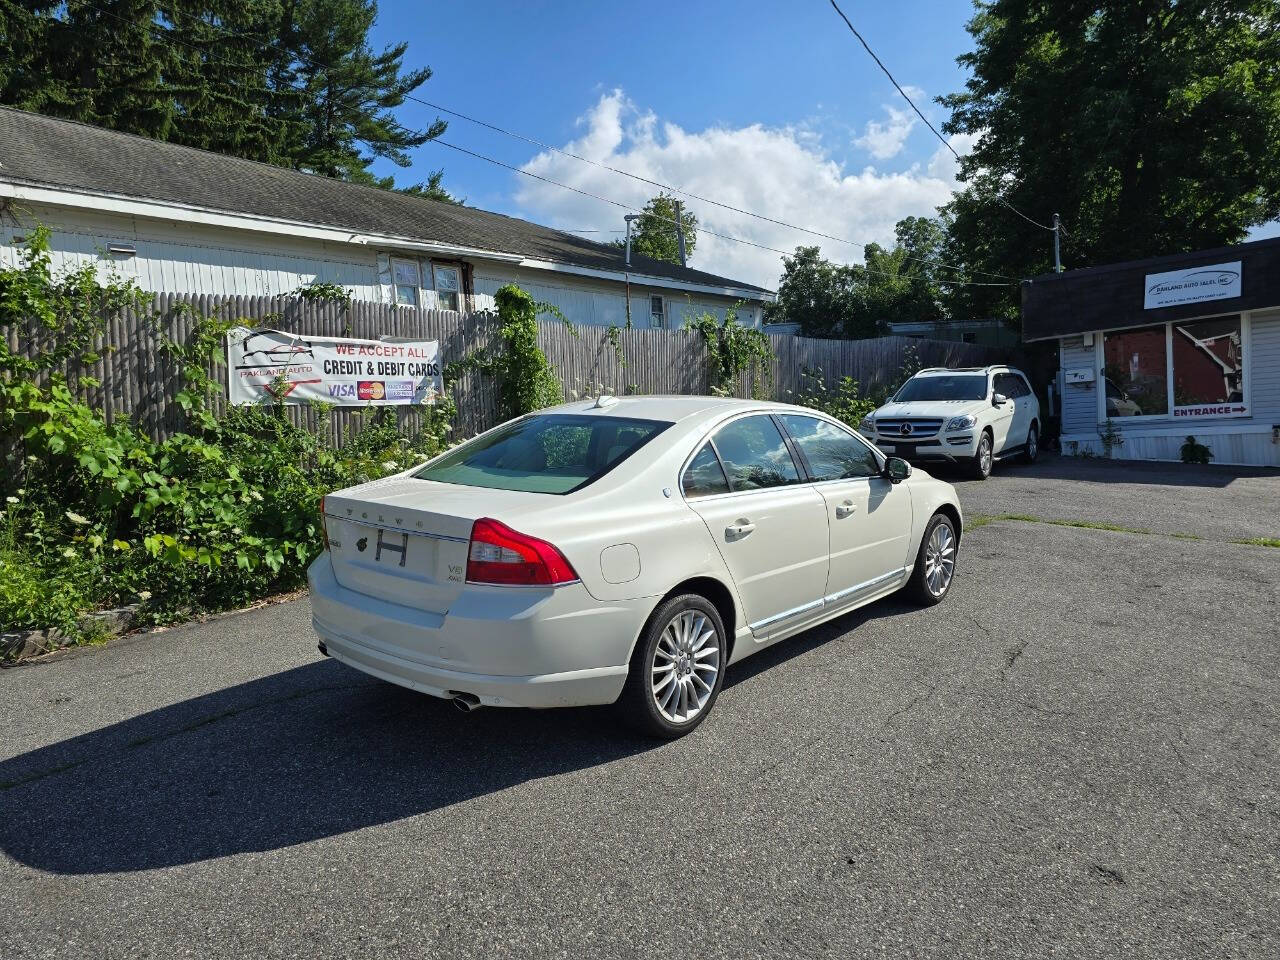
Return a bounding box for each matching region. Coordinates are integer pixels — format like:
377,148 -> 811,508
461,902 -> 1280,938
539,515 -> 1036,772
456,284 -> 575,419
0,227 -> 456,638
686,306 -> 773,398
786,368 -> 878,428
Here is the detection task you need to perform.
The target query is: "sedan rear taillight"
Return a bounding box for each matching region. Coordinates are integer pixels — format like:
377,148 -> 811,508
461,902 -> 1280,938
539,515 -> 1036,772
466,517 -> 578,586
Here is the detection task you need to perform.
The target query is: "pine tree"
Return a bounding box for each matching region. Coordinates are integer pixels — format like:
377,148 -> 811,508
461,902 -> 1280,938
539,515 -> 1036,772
0,0 -> 452,192
283,0 -> 445,183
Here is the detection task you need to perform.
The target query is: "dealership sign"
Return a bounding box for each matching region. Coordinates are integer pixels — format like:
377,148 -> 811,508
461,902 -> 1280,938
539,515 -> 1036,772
226,328 -> 442,406
1144,261 -> 1241,310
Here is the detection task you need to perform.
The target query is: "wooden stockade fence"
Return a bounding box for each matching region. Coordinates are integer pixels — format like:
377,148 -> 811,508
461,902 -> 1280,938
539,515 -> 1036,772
29,293 -> 1014,442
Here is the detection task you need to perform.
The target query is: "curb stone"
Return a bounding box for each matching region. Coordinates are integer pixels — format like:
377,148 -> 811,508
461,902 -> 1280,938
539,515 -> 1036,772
1,604 -> 140,665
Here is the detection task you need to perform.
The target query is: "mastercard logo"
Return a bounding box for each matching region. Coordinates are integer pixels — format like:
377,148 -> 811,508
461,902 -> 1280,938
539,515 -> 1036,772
357,381 -> 385,401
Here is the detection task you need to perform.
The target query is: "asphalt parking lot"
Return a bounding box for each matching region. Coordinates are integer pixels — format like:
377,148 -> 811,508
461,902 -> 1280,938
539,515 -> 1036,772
2,455 -> 1277,959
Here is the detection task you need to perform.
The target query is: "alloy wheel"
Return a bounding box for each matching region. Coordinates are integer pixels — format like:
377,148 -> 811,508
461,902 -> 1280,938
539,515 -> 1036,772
923,522 -> 956,597
980,437 -> 993,474
1027,429 -> 1038,461
651,610 -> 721,724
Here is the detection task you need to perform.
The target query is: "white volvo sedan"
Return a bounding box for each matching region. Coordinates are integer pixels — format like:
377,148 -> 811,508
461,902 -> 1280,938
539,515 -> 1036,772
309,396 -> 962,737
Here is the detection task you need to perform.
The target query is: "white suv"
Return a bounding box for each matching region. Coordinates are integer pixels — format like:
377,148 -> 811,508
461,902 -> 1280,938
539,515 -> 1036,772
858,366 -> 1040,480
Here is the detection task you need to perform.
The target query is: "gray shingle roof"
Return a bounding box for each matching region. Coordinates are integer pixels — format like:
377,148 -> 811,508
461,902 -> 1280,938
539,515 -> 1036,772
0,106 -> 771,296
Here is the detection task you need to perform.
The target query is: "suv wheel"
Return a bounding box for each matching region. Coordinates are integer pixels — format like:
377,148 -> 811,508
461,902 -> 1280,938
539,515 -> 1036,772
969,431 -> 993,480
1024,424 -> 1039,464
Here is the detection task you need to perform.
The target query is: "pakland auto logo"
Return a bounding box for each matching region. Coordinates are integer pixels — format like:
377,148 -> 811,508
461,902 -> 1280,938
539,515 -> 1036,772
1144,260 -> 1241,309
1146,269 -> 1239,299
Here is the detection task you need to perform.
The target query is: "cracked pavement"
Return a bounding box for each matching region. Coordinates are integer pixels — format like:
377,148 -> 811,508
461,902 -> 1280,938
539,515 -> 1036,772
1,455 -> 1277,959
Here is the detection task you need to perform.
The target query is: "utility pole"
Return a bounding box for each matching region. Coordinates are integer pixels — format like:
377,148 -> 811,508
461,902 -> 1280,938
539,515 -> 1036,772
674,200 -> 687,267
624,214 -> 640,327
1053,213 -> 1063,273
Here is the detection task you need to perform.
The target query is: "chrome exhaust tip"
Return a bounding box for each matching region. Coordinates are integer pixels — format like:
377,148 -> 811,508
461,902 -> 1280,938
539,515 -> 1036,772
451,692 -> 482,713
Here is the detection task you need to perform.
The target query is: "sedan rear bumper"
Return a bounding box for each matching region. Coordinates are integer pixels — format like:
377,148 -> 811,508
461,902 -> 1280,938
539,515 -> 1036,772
308,553 -> 645,708
314,621 -> 629,708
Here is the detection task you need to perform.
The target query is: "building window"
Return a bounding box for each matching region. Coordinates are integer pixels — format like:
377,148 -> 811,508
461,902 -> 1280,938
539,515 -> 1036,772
649,295 -> 666,328
1102,324 -> 1168,417
432,263 -> 461,311
1172,314 -> 1243,406
392,258 -> 419,306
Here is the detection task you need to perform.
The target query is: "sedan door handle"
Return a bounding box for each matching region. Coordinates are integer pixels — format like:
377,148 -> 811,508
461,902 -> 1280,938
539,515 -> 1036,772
835,501 -> 857,519
725,520 -> 755,540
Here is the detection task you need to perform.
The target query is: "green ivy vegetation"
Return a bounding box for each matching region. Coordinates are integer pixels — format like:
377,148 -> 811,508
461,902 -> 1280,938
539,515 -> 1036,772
454,284 -> 576,420
785,344 -> 923,428
0,226 -> 455,640
685,306 -> 773,398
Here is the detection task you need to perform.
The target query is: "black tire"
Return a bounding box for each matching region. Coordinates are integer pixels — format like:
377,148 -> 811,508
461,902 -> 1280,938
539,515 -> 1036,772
1023,423 -> 1039,464
904,512 -> 959,606
616,593 -> 727,739
968,430 -> 993,480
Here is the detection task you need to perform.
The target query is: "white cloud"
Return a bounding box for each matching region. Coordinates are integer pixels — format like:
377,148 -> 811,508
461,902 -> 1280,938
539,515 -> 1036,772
515,90 -> 969,290
854,105 -> 916,160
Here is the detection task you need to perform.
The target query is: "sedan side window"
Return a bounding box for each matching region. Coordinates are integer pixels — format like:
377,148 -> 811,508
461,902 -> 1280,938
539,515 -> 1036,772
711,416 -> 802,491
779,414 -> 879,481
682,442 -> 730,498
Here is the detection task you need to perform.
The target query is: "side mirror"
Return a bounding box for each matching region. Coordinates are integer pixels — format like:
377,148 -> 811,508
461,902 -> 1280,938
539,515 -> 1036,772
992,392 -> 1008,407
883,456 -> 912,484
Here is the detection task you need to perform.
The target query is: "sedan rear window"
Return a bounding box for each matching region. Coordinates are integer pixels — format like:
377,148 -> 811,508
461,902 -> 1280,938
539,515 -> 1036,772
414,414 -> 669,494
894,374 -> 988,402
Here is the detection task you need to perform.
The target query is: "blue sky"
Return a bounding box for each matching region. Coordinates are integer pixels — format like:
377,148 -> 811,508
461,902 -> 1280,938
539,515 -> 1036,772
361,0 -> 981,287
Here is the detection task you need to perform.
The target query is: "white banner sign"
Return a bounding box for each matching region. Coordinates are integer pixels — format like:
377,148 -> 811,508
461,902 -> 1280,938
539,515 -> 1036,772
1144,261 -> 1241,310
226,328 -> 442,406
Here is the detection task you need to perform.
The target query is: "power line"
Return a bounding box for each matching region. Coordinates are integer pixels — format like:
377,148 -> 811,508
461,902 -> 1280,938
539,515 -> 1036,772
827,0 -> 1057,234
405,94 -> 1013,280
433,141 -> 1011,288
78,1 -> 1013,287
81,0 -> 1014,282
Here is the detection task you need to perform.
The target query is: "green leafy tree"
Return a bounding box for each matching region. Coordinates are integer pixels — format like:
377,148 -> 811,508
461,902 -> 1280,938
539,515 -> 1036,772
621,193 -> 698,265
939,0 -> 1280,319
766,246 -> 870,339
766,220 -> 951,340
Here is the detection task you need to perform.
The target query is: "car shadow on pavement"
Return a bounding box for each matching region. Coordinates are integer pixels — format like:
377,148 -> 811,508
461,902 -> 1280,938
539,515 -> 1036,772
0,599 -> 918,876
934,452 -> 1277,489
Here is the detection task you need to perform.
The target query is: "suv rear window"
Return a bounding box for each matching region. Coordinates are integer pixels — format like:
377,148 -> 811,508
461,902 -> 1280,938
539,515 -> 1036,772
894,374 -> 988,402
414,414 -> 669,494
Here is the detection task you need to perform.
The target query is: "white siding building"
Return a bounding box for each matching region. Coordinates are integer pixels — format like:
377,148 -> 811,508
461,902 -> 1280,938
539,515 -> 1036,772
1023,238 -> 1280,467
0,107 -> 771,329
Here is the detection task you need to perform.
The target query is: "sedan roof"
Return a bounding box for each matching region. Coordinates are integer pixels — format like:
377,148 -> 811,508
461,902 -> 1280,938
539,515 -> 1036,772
542,395 -> 789,424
